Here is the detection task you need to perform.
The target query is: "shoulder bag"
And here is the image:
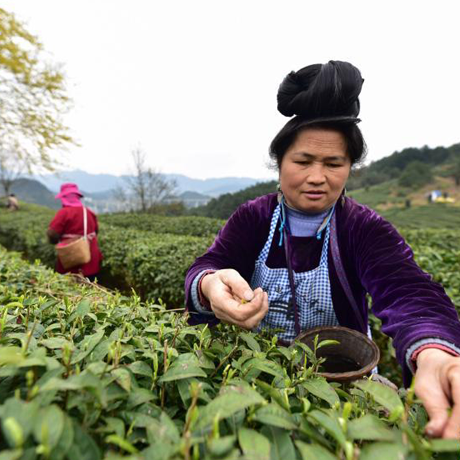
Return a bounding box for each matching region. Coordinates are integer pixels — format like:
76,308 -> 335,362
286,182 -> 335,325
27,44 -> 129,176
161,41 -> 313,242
55,207 -> 92,269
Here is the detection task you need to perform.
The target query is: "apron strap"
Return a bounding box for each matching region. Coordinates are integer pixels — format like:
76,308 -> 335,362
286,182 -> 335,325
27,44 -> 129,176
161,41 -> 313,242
329,210 -> 367,332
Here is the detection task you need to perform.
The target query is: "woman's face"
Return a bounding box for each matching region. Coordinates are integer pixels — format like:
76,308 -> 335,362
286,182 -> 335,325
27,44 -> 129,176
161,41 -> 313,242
279,127 -> 351,213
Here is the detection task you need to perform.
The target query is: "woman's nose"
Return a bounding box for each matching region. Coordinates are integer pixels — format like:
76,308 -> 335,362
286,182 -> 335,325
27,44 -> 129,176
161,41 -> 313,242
307,163 -> 326,184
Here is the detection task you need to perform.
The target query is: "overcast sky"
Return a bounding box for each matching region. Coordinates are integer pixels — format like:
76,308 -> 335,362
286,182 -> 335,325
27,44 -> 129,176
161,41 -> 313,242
3,0 -> 460,180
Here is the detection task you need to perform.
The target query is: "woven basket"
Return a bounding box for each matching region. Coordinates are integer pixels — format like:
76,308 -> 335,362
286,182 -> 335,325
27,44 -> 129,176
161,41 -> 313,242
56,237 -> 91,269
295,326 -> 380,382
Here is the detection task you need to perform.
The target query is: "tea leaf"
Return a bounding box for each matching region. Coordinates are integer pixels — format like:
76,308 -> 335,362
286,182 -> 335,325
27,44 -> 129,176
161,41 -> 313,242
66,422 -> 101,460
195,385 -> 264,430
252,403 -> 297,430
158,353 -> 207,382
353,380 -> 404,419
308,410 -> 347,449
302,378 -> 340,407
207,435 -> 236,457
240,332 -> 261,352
260,426 -> 296,460
428,439 -> 460,452
295,441 -> 337,460
318,340 -> 340,349
348,414 -> 395,441
238,428 -> 270,460
0,347 -> 24,366
106,435 -> 139,454
359,441 -> 408,460
242,357 -> 284,379
33,405 -> 64,449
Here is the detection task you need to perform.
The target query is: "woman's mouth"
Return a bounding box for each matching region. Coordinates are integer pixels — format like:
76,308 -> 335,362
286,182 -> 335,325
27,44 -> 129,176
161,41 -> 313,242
302,190 -> 326,200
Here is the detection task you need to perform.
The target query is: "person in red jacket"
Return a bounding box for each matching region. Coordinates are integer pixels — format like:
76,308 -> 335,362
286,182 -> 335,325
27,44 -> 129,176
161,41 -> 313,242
47,183 -> 102,281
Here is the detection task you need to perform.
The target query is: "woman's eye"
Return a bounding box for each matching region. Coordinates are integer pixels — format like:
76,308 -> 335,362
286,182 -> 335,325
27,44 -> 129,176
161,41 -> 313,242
327,163 -> 342,168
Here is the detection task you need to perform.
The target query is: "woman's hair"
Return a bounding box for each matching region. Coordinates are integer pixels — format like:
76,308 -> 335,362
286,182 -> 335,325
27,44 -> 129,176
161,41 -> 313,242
269,60 -> 367,168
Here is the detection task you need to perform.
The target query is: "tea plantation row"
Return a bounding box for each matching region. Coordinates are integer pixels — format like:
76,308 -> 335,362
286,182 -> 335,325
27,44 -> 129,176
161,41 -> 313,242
0,246 -> 459,459
1,205 -> 460,310
1,204 -> 460,387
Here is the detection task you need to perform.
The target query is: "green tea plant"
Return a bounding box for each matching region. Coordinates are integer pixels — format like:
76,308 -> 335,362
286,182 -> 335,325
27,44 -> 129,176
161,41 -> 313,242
0,247 -> 459,459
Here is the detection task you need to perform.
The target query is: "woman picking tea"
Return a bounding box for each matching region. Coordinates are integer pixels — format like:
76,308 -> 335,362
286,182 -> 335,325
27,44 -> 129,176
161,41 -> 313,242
185,61 -> 460,439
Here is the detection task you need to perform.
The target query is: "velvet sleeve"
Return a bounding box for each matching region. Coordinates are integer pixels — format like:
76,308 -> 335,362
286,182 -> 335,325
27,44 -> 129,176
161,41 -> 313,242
184,196 -> 273,324
351,211 -> 460,382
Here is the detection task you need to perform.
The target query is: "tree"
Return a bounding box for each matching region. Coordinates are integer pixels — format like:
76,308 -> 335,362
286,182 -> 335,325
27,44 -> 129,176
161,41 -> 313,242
121,147 -> 177,212
451,157 -> 460,187
0,8 -> 74,175
0,145 -> 25,196
398,161 -> 433,189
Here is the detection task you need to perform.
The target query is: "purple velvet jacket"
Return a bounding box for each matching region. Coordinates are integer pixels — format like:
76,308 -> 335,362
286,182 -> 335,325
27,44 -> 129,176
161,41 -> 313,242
185,193 -> 460,384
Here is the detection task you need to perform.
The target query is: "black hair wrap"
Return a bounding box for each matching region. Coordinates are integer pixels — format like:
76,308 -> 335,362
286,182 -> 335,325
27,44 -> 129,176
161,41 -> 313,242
277,60 -> 364,121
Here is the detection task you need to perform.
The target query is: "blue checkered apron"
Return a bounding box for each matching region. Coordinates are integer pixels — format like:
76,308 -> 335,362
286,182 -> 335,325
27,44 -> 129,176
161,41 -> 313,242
250,204 -> 339,342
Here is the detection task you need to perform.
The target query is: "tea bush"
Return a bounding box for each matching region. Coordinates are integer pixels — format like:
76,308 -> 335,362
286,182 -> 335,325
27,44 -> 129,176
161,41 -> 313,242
100,213 -> 225,238
2,205 -> 460,390
0,247 -> 459,459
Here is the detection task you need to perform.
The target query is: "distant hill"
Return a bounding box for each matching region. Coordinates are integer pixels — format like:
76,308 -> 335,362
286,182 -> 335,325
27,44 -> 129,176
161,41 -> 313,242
1,178 -> 59,210
189,181 -> 278,219
347,142 -> 460,190
35,170 -> 274,197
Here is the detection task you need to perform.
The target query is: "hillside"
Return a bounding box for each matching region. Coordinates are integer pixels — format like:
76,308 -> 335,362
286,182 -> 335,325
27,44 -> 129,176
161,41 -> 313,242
1,178 -> 60,210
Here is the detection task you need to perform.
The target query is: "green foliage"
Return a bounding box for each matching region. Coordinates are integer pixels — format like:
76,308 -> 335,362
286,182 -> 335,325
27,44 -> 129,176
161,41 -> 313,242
380,205 -> 460,230
1,247 -> 459,458
2,204 -> 460,391
348,143 -> 456,191
190,181 -> 278,219
0,8 -> 74,173
0,205 -> 218,306
398,161 -> 433,189
101,213 -> 225,238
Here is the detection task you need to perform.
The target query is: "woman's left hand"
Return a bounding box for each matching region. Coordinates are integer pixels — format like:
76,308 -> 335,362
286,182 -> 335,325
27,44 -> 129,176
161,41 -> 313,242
414,348 -> 460,439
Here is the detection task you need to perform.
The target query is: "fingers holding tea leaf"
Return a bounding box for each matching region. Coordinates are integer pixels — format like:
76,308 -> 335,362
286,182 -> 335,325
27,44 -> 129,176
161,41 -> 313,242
415,349 -> 459,439
218,269 -> 255,302
439,360 -> 460,439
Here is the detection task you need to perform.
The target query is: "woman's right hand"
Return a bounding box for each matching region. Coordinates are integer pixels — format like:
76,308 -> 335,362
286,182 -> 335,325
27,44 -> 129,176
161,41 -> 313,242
200,269 -> 269,329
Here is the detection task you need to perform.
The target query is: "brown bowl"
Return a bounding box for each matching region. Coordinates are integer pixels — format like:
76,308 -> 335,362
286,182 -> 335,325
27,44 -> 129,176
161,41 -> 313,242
295,326 -> 380,382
